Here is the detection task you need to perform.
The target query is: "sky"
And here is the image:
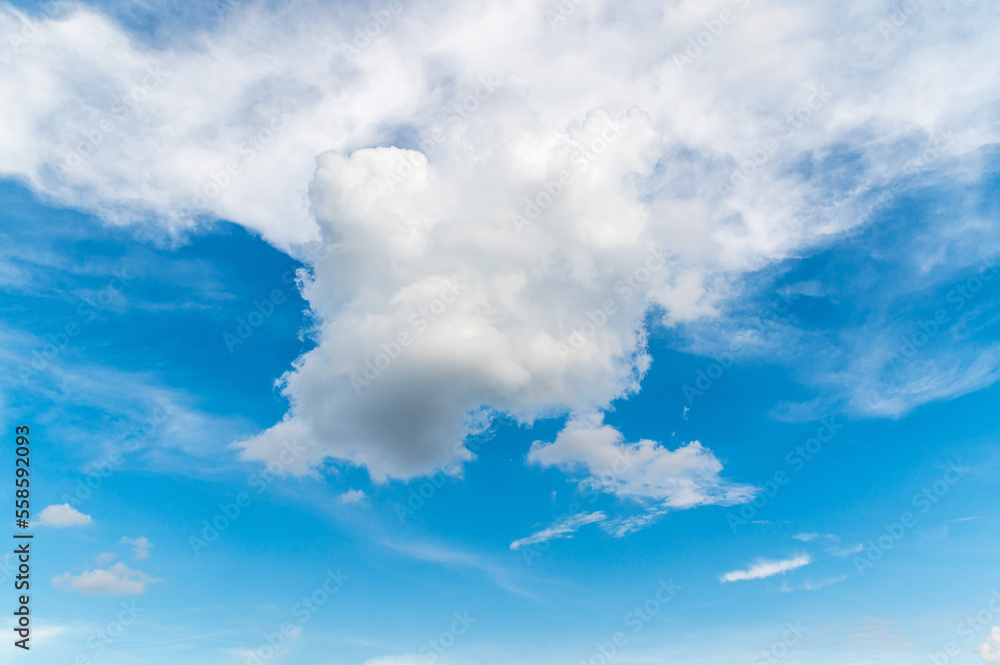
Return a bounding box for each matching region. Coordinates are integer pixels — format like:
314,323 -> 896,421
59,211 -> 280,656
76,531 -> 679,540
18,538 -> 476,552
0,0 -> 999,664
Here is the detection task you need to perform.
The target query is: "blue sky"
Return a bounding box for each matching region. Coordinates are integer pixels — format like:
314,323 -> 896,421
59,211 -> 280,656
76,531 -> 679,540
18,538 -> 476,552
1,1 -> 1000,664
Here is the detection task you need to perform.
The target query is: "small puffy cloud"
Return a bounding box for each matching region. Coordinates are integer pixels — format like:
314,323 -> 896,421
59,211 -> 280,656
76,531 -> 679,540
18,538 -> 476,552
720,555 -> 812,583
96,552 -> 117,565
793,533 -> 820,542
36,504 -> 92,527
52,562 -> 159,595
120,536 -> 151,560
338,489 -> 367,504
528,414 -> 757,510
976,627 -> 1000,663
510,512 -> 606,551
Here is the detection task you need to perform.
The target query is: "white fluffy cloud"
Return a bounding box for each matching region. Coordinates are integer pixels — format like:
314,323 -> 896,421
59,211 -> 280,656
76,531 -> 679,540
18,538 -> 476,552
719,554 -> 811,583
528,413 -> 757,509
36,503 -> 92,527
3,0 -> 999,480
238,110 -> 675,480
52,562 -> 159,595
977,627 -> 1000,664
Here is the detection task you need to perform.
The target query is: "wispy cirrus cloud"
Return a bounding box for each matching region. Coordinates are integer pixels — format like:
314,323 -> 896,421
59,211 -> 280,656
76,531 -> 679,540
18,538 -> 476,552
383,538 -> 535,599
719,555 -> 812,583
510,512 -> 606,551
780,574 -> 850,593
793,532 -> 862,557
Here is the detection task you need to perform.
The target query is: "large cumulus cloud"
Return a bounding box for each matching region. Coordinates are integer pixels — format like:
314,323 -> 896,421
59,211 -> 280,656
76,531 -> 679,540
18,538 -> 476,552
2,0 -> 999,481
